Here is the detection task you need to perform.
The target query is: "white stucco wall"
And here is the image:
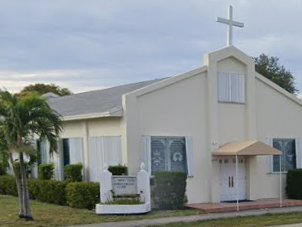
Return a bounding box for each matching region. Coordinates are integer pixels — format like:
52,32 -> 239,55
123,71 -> 211,203
59,117 -> 123,180
254,78 -> 302,199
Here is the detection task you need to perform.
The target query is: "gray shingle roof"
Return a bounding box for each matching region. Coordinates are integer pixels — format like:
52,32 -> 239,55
48,78 -> 165,117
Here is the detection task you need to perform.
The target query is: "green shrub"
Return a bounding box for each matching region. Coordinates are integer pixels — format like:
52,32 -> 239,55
286,169 -> 302,199
66,182 -> 100,209
108,164 -> 128,175
38,163 -> 54,180
154,171 -> 187,210
35,180 -> 67,205
0,165 -> 6,176
64,163 -> 83,182
0,175 -> 17,196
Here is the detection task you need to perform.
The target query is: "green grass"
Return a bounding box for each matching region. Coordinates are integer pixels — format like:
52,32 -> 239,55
149,212 -> 302,227
0,195 -> 204,227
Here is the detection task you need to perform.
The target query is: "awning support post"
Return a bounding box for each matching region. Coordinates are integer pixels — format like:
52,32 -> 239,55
279,155 -> 282,207
236,155 -> 239,211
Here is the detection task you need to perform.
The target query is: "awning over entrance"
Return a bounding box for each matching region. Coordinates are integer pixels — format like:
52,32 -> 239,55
212,140 -> 281,156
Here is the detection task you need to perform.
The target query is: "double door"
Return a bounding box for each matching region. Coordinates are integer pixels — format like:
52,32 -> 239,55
219,157 -> 247,202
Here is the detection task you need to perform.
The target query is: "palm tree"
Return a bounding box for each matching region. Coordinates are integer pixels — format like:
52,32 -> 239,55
0,90 -> 62,220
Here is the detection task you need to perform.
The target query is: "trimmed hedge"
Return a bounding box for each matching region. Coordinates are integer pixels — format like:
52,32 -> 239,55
0,175 -> 17,196
31,180 -> 67,205
154,171 -> 187,210
64,163 -> 83,182
66,182 -> 100,209
0,176 -> 100,209
38,163 -> 54,180
286,169 -> 302,199
108,164 -> 128,175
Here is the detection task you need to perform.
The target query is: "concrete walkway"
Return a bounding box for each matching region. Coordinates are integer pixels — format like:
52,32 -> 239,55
65,206 -> 302,227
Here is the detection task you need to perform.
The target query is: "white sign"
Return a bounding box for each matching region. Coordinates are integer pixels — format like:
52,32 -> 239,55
112,176 -> 137,195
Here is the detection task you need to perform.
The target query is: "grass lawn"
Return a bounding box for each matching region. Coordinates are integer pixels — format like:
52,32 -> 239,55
0,195 -> 205,227
150,212 -> 302,227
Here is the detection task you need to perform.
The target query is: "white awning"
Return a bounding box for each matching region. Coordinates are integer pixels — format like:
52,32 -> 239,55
212,140 -> 281,156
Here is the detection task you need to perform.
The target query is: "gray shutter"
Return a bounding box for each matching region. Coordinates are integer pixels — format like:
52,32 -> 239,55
295,138 -> 302,168
142,136 -> 151,173
265,137 -> 273,173
103,136 -> 122,166
185,136 -> 194,177
218,72 -> 230,102
88,137 -> 103,182
69,138 -> 84,164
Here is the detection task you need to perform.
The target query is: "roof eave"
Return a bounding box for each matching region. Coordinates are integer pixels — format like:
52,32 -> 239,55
62,107 -> 123,121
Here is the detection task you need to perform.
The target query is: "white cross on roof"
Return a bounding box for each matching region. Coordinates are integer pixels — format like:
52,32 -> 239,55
216,5 -> 244,46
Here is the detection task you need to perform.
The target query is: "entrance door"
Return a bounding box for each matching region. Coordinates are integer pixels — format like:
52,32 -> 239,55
219,157 -> 247,201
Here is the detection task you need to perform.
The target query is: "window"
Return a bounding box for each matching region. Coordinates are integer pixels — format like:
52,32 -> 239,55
218,71 -> 245,103
273,139 -> 296,172
151,137 -> 187,175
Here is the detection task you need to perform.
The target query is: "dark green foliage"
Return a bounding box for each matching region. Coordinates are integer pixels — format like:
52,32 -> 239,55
19,83 -> 73,97
0,165 -> 6,176
66,182 -> 100,209
0,176 -> 100,209
108,164 -> 128,175
64,163 -> 83,182
154,171 -> 187,210
0,175 -> 17,196
254,54 -> 297,94
286,169 -> 302,199
34,180 -> 67,205
38,163 -> 54,180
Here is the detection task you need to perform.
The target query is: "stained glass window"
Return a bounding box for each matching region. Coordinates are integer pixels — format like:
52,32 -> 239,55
151,137 -> 187,175
273,139 -> 296,172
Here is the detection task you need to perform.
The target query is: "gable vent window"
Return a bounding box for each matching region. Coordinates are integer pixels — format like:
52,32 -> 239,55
218,72 -> 245,103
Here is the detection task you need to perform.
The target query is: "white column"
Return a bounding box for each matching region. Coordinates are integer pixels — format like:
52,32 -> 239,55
279,155 -> 282,207
100,163 -> 113,203
137,163 -> 151,211
236,155 -> 239,211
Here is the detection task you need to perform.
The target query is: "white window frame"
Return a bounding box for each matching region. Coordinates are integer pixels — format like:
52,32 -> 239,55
268,138 -> 301,173
142,136 -> 193,177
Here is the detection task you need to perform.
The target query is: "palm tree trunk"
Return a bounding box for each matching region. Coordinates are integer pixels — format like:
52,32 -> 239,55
19,152 -> 33,221
9,153 -> 24,217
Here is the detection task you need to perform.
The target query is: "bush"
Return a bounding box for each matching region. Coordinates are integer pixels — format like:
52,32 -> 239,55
0,165 -> 6,176
66,182 -> 100,209
286,169 -> 302,199
108,164 -> 128,175
35,180 -> 67,205
64,163 -> 83,182
0,175 -> 17,196
154,171 -> 187,210
38,163 -> 54,180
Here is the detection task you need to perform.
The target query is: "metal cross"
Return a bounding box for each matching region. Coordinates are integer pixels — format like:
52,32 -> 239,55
216,5 -> 244,46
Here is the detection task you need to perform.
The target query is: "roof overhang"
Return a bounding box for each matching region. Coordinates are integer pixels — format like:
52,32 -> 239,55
62,107 -> 123,121
212,140 -> 281,156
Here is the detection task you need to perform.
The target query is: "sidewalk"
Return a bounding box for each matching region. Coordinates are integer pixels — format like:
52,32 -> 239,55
65,206 -> 302,227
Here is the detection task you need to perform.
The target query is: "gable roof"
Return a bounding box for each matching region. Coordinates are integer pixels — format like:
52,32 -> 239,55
48,78 -> 165,120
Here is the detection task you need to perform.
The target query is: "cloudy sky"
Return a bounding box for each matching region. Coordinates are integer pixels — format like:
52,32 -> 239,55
0,0 -> 301,94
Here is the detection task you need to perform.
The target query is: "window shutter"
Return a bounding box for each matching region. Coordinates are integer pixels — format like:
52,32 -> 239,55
142,136 -> 151,174
103,136 -> 122,166
265,137 -> 273,173
88,137 -> 103,182
218,72 -> 230,102
69,138 -> 84,164
295,138 -> 302,168
185,136 -> 194,177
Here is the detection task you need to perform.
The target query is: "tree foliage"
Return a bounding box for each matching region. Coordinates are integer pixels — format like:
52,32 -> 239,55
19,83 -> 73,97
254,54 -> 297,94
0,90 -> 62,220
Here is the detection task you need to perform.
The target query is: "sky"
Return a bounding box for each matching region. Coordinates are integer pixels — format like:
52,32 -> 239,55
0,0 -> 302,94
